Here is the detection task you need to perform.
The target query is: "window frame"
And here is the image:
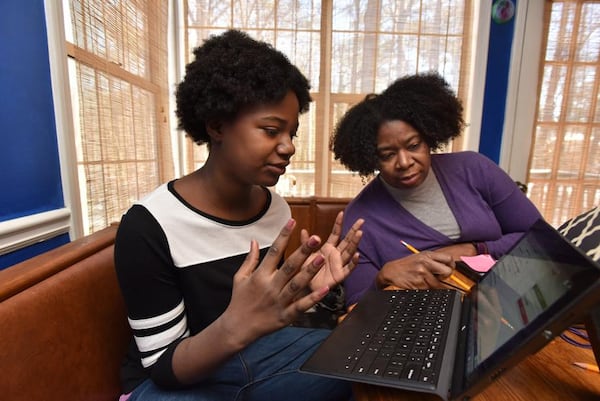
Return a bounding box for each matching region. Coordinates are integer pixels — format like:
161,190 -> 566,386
44,0 -> 492,239
177,0 -> 490,198
50,0 -> 172,238
500,0 -> 545,183
504,0 -> 600,226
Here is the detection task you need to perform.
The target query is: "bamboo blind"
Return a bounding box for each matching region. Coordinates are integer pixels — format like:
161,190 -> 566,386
184,0 -> 473,197
527,0 -> 600,227
65,0 -> 172,234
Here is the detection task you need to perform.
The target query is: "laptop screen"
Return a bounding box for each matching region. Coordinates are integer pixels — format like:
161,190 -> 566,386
464,219 -> 600,382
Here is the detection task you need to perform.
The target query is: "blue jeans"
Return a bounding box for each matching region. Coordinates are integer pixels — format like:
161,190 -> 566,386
127,326 -> 352,401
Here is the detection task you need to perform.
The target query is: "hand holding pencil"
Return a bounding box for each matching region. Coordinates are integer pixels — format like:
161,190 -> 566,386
400,240 -> 473,293
375,241 -> 455,291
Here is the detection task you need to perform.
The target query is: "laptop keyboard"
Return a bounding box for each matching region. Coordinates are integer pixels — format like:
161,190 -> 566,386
342,290 -> 455,386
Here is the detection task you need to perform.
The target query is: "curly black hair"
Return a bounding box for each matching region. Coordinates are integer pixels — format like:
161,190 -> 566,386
330,72 -> 465,178
176,30 -> 312,145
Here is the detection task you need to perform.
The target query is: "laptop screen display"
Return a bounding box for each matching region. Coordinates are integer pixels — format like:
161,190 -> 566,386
464,219 -> 600,379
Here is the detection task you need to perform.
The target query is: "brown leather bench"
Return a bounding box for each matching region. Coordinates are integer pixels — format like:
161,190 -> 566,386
0,223 -> 130,401
0,197 -> 350,401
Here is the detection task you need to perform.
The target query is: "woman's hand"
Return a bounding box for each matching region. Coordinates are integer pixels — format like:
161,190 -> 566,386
300,212 -> 364,291
174,219 -> 334,384
375,251 -> 454,290
171,216 -> 363,386
223,218 -> 345,348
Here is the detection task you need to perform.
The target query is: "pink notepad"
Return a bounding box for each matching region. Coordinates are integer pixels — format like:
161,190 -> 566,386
460,254 -> 496,273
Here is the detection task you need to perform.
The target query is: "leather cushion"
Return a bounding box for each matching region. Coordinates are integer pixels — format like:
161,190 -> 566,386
0,246 -> 131,401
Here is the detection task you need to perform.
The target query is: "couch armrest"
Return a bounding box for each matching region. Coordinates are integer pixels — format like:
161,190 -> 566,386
0,224 -> 130,401
0,223 -> 119,302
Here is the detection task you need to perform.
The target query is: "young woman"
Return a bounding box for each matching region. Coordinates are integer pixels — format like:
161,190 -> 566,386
331,72 -> 542,307
114,30 -> 363,401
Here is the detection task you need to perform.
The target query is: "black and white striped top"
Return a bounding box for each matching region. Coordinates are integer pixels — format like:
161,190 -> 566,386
114,180 -> 290,391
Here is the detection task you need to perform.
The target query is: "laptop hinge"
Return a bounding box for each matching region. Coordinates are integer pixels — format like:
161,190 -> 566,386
449,293 -> 472,399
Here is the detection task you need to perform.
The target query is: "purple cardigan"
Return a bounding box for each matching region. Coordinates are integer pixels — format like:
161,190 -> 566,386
341,151 -> 542,306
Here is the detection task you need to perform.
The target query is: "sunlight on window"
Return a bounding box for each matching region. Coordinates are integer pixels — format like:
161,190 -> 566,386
184,0 -> 472,198
527,1 -> 600,227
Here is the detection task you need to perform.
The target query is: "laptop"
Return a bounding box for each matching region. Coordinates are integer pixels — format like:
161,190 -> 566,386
300,218 -> 600,400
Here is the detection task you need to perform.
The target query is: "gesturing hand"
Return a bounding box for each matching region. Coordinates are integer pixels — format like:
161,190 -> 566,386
300,212 -> 364,291
225,219 -> 341,347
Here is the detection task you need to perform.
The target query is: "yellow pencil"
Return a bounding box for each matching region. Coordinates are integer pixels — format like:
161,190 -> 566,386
400,240 -> 420,254
446,272 -> 471,292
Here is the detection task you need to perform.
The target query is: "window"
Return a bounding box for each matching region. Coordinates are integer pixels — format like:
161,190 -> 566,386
55,1 -> 598,238
56,0 -> 479,236
183,0 -> 474,197
63,0 -> 172,235
527,0 -> 600,226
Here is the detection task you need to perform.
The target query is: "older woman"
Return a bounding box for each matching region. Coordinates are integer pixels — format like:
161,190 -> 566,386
331,72 -> 542,306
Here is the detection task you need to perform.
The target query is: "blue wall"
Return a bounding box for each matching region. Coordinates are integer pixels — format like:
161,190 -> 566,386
479,0 -> 517,163
0,0 -> 69,269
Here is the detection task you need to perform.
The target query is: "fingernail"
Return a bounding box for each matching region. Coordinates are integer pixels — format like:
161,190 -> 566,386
313,254 -> 325,266
308,236 -> 319,247
286,219 -> 295,230
318,286 -> 330,298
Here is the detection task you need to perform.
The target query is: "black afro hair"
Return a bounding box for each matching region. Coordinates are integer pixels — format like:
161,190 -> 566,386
175,30 -> 312,145
330,72 -> 465,177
